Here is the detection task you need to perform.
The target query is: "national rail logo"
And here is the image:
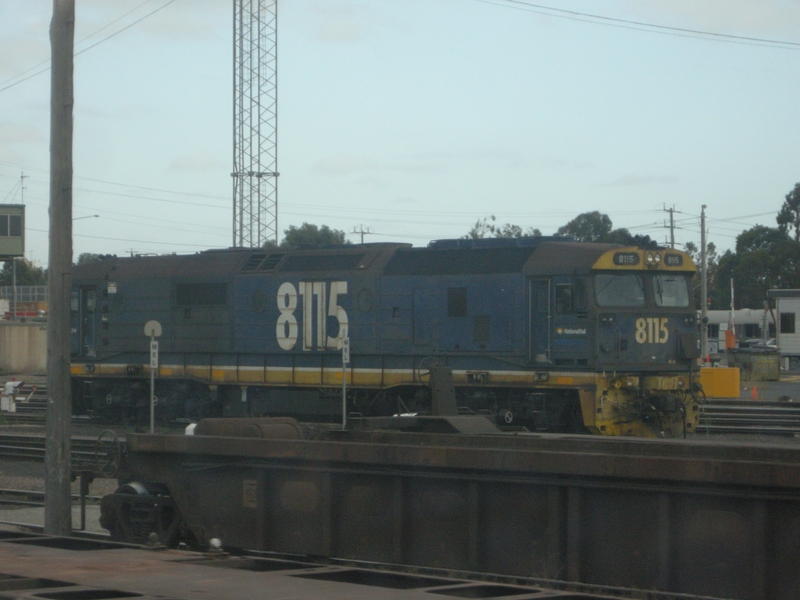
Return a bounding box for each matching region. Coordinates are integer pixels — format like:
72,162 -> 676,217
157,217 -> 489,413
556,327 -> 587,336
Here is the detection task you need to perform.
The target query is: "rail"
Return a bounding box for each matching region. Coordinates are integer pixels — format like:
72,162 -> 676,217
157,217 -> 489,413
0,432 -> 124,476
0,488 -> 102,507
698,400 -> 800,435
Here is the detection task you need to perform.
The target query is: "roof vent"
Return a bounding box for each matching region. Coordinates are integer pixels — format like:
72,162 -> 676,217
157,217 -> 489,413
259,253 -> 285,271
241,253 -> 267,272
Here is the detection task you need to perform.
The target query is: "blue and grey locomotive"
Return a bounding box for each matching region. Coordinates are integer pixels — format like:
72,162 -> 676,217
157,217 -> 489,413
70,236 -> 701,436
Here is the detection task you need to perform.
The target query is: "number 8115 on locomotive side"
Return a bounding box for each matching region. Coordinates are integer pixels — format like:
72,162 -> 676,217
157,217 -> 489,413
275,281 -> 348,351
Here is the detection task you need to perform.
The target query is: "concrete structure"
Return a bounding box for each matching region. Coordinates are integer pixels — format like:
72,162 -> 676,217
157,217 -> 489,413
0,321 -> 46,374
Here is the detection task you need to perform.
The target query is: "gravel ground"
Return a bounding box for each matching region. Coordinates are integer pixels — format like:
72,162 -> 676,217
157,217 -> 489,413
729,376 -> 800,402
0,460 -> 118,495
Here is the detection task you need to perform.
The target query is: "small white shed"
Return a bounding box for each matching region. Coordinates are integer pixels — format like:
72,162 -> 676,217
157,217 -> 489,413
767,289 -> 800,370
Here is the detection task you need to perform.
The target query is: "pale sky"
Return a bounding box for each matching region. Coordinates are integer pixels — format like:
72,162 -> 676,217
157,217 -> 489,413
1,0 -> 799,266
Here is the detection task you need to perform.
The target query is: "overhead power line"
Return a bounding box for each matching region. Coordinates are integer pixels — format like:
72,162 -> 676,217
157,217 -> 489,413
479,0 -> 800,49
0,0 -> 178,94
73,0 -> 177,57
25,226 -> 220,249
0,0 -> 161,90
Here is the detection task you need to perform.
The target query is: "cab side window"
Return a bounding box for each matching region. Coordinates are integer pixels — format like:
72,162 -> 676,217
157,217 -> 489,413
555,282 -> 586,315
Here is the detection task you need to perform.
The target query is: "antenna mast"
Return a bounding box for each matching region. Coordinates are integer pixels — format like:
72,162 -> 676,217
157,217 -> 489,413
232,0 -> 279,248
20,172 -> 28,204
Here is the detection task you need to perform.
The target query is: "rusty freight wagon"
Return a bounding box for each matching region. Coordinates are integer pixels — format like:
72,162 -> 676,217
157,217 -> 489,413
101,419 -> 800,600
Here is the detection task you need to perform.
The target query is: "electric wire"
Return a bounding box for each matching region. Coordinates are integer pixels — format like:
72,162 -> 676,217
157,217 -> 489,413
10,192 -> 230,238
477,0 -> 800,50
1,180 -> 21,204
0,0 -> 162,90
24,226 -> 219,250
2,162 -> 662,223
73,0 -> 178,57
0,0 -> 178,94
0,165 -> 789,252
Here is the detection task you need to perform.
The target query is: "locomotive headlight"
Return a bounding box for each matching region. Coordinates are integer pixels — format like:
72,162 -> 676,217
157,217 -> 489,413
683,316 -> 695,325
645,252 -> 662,267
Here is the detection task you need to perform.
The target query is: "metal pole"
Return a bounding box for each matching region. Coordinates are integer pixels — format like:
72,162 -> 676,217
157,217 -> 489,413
11,258 -> 16,321
730,278 -> 735,340
45,0 -> 74,536
150,332 -> 155,434
342,360 -> 346,429
79,471 -> 89,531
700,205 -> 708,360
342,337 -> 349,430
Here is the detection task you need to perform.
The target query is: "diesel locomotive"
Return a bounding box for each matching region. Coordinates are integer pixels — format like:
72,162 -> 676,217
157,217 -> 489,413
70,236 -> 701,436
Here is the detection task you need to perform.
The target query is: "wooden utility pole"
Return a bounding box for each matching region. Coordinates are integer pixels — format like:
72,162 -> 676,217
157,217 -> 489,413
45,0 -> 75,536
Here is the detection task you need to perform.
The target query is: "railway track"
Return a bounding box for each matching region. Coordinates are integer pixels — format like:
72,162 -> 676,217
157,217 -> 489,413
698,399 -> 800,435
0,433 -> 124,473
0,488 -> 101,507
5,374 -> 800,436
0,377 -> 48,425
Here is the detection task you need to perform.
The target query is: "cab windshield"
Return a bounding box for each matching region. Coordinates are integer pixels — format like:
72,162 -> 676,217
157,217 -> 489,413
594,274 -> 645,307
653,274 -> 689,307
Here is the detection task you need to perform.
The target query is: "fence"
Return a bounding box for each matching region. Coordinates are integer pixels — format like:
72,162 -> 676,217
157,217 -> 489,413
0,286 -> 48,302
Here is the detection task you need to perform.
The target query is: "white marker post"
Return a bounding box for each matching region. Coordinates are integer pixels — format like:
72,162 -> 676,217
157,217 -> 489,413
342,337 -> 350,430
144,320 -> 162,434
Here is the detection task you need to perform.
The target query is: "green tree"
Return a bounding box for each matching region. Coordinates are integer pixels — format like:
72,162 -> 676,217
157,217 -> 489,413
777,182 -> 800,240
464,215 -> 541,239
464,216 -> 496,239
731,250 -> 774,309
705,223 -> 800,309
604,228 -> 634,244
556,210 -> 612,242
735,225 -> 786,254
684,241 -> 718,271
555,211 -> 634,244
556,211 -> 612,242
76,253 -> 116,264
683,241 -> 719,308
709,249 -> 735,309
270,223 -> 349,248
0,260 -> 47,286
772,239 -> 800,289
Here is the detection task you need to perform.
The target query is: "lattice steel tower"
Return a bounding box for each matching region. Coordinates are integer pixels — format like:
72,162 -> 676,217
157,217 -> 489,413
232,0 -> 278,247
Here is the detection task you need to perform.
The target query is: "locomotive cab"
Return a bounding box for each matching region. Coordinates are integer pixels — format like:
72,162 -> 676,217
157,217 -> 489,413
585,247 -> 699,436
511,243 -> 701,436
